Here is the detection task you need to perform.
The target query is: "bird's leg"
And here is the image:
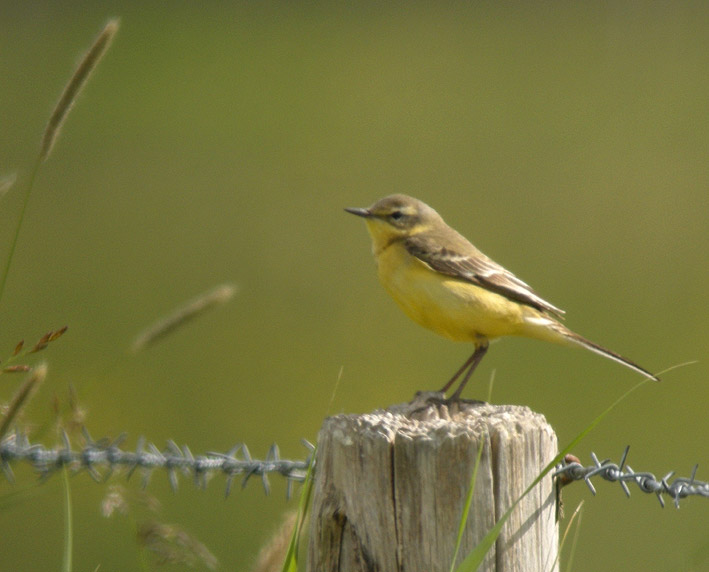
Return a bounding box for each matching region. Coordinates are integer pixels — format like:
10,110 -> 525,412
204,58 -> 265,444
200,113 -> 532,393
438,350 -> 479,394
448,342 -> 489,401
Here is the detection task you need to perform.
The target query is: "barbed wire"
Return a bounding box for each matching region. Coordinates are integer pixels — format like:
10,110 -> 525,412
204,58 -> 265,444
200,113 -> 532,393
554,446 -> 709,508
0,429 -> 312,498
2,432 -> 706,509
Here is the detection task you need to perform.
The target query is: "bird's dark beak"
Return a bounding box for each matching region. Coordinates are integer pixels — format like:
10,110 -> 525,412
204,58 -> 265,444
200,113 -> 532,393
344,207 -> 371,218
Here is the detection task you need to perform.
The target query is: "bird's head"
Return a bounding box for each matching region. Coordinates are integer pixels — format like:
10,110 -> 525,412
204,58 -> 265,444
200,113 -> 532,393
345,194 -> 441,251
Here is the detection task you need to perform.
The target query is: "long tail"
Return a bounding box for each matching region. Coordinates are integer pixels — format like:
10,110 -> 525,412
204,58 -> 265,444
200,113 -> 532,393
563,329 -> 660,382
520,313 -> 660,381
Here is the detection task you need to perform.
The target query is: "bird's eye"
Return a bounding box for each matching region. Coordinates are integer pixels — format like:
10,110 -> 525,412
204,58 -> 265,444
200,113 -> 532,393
390,211 -> 403,220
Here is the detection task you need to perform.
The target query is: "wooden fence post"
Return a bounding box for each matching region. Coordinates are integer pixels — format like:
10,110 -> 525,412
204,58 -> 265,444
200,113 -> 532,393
307,393 -> 559,572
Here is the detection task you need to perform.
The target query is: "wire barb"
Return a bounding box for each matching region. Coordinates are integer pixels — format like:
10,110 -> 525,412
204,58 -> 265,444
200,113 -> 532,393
554,447 -> 708,508
6,434 -> 701,509
0,431 -> 310,498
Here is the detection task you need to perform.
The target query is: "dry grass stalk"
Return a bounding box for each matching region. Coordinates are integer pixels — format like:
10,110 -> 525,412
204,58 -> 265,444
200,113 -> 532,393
50,384 -> 86,438
131,283 -> 237,352
0,173 -> 16,200
101,484 -> 162,519
250,511 -> 297,572
0,363 -> 48,439
137,521 -> 218,570
39,19 -> 120,161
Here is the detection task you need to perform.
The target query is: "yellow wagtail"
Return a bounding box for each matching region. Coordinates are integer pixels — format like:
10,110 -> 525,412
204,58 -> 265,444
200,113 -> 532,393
345,194 -> 659,399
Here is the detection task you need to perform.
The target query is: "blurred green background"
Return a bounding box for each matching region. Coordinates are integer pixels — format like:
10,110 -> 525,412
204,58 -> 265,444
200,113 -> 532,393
1,2 -> 707,571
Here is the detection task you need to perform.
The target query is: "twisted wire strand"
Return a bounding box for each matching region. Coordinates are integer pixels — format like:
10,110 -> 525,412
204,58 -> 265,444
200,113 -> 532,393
0,429 -> 312,498
554,446 -> 709,508
2,432 -> 705,508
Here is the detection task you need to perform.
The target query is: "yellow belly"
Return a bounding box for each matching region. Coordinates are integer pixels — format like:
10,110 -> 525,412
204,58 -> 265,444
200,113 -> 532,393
376,243 -> 527,342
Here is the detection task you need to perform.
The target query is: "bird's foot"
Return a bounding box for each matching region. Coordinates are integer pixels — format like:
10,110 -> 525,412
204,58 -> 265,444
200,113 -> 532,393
410,390 -> 485,414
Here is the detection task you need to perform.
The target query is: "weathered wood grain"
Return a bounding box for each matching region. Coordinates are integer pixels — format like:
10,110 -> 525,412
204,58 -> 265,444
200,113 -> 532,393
308,393 -> 558,572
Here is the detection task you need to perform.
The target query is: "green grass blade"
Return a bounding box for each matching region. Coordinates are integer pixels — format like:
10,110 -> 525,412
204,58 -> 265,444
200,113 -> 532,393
449,431 -> 487,572
62,465 -> 73,572
486,370 -> 496,404
0,157 -> 41,309
455,378 -> 649,571
281,449 -> 316,572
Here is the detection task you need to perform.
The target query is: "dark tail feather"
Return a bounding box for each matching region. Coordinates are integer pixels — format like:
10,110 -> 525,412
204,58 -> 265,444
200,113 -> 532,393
565,331 -> 660,382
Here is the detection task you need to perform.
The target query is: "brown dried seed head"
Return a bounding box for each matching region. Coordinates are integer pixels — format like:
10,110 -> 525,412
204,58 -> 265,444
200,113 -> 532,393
37,332 -> 52,345
13,340 -> 24,356
3,365 -> 31,373
49,326 -> 69,341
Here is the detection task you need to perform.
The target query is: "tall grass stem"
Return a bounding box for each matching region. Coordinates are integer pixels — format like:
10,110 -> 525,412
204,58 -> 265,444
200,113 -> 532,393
0,20 -> 119,311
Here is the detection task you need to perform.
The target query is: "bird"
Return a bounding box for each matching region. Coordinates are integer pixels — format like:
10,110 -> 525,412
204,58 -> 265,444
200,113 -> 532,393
345,194 -> 659,400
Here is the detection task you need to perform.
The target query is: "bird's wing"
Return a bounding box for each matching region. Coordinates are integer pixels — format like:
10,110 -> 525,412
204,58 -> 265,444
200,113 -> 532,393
404,234 -> 565,317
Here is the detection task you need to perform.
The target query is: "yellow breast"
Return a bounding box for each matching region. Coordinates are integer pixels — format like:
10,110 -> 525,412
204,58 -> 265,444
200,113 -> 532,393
375,242 -> 527,342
